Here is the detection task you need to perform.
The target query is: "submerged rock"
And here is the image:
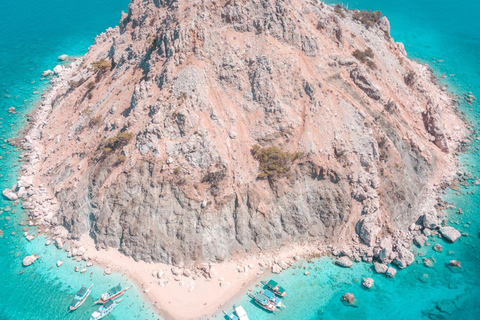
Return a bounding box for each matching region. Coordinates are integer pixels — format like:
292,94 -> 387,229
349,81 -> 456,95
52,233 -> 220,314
341,293 -> 357,307
362,277 -> 374,289
448,260 -> 461,268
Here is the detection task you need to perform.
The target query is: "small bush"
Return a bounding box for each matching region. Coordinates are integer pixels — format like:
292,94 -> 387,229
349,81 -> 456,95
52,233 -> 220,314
91,58 -> 111,73
353,48 -> 376,69
69,78 -> 86,89
404,70 -> 416,86
116,155 -> 126,165
89,116 -> 102,127
352,10 -> 382,28
87,82 -> 96,90
251,145 -> 302,179
334,4 -> 346,18
103,131 -> 133,153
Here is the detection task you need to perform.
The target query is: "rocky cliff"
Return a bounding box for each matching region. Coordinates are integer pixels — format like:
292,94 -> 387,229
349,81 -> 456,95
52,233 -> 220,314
18,0 -> 466,267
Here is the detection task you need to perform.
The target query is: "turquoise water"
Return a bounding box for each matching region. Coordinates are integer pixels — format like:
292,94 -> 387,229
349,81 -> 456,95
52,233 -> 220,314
1,0 -> 479,319
218,1 -> 480,320
0,1 -> 159,319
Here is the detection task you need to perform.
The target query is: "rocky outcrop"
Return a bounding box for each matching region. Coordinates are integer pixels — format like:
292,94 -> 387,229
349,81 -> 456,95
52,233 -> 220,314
20,0 -> 466,266
350,65 -> 382,100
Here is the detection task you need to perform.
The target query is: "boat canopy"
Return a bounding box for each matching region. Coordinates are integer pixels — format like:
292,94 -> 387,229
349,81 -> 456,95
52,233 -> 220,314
104,299 -> 114,308
255,293 -> 270,305
77,287 -> 88,296
267,280 -> 286,294
107,285 -> 122,295
234,306 -> 249,320
263,290 -> 276,300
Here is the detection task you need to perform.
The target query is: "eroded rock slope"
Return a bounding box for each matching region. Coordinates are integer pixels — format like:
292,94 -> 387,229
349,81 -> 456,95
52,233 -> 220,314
19,0 -> 466,266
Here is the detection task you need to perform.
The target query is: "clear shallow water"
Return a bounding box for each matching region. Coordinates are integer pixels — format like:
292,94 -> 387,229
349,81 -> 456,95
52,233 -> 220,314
0,1 -> 159,319
218,1 -> 480,320
1,0 -> 479,320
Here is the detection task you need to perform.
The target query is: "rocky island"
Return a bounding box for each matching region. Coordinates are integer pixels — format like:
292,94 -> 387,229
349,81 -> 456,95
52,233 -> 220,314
7,0 -> 468,318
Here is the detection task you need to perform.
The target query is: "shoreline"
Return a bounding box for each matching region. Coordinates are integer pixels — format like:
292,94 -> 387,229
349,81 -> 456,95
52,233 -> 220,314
6,3 -> 472,320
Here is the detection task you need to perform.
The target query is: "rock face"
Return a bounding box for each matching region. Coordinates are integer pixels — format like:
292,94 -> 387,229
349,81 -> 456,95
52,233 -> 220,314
21,0 -> 466,266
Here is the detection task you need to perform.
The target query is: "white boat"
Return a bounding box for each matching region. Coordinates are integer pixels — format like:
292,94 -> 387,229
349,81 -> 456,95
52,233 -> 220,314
224,305 -> 250,320
89,299 -> 119,320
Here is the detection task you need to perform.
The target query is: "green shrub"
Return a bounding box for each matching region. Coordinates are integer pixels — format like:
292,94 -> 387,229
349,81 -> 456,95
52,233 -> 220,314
91,58 -> 111,73
352,10 -> 382,28
116,155 -> 126,165
87,82 -> 96,90
103,131 -> 133,153
404,70 -> 416,86
334,4 -> 346,18
353,48 -> 376,69
251,145 -> 302,179
68,78 -> 86,89
89,116 -> 102,127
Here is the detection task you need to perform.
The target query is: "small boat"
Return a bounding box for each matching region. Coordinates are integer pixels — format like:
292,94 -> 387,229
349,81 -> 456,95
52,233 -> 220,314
260,289 -> 285,308
223,305 -> 250,320
69,284 -> 93,311
261,279 -> 288,297
247,292 -> 277,312
89,299 -> 119,320
94,284 -> 130,304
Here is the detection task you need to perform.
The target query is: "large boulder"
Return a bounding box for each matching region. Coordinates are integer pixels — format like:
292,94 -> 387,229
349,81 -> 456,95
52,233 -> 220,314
393,246 -> 415,269
2,189 -> 18,201
413,234 -> 428,247
373,262 -> 388,274
335,256 -> 353,268
58,54 -> 68,61
53,65 -> 63,74
23,254 -> 37,267
422,211 -> 442,229
356,215 -> 380,246
386,266 -> 397,277
422,101 -> 450,153
439,227 -> 461,243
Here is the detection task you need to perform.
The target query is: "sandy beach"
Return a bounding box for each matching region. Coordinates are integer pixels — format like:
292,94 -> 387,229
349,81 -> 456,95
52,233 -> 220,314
80,235 -> 325,320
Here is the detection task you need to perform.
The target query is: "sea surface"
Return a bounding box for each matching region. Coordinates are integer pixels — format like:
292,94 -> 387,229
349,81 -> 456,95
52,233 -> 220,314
0,0 -> 159,319
0,0 -> 479,320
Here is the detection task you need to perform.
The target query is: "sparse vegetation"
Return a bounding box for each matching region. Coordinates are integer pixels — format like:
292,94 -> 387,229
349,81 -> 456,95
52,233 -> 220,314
115,154 -> 126,165
334,4 -> 346,18
352,10 -> 382,28
91,58 -> 111,73
87,82 -> 96,90
68,78 -> 86,89
352,48 -> 376,69
102,131 -> 133,153
89,115 -> 102,127
404,70 -> 416,86
251,145 -> 302,179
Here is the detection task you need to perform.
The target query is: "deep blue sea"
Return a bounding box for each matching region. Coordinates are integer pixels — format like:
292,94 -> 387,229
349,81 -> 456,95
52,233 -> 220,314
0,0 -> 479,319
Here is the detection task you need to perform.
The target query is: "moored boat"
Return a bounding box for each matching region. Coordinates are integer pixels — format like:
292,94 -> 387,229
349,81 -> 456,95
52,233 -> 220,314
247,292 -> 277,312
223,305 -> 250,320
89,299 -> 119,320
94,284 -> 130,304
260,289 -> 285,308
261,279 -> 288,297
69,284 -> 93,311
